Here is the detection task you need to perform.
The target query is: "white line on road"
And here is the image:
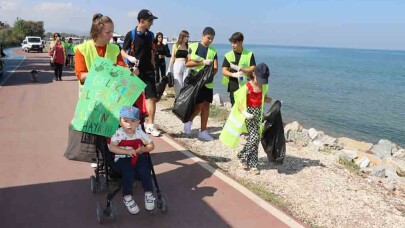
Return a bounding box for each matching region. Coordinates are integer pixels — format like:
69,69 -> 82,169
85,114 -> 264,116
0,56 -> 26,88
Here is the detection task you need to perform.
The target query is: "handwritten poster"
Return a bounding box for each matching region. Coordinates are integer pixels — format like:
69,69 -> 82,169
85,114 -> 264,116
72,57 -> 146,137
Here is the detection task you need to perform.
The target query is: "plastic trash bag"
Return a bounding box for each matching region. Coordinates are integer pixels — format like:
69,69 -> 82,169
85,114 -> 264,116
172,65 -> 213,123
156,75 -> 168,101
167,72 -> 174,88
261,100 -> 286,164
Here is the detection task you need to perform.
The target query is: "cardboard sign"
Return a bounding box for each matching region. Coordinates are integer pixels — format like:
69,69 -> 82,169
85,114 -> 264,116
72,57 -> 146,137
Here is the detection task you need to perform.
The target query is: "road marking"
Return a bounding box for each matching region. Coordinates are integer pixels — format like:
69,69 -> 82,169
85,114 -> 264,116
160,134 -> 305,228
0,56 -> 26,88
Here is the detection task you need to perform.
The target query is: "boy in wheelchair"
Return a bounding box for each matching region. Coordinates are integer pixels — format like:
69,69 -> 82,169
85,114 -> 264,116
108,106 -> 155,215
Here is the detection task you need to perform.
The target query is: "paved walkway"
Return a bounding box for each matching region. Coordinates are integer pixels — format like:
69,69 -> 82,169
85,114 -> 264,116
0,49 -> 307,228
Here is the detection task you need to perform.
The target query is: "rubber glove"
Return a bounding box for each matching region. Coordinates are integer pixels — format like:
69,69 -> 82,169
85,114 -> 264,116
131,66 -> 139,75
230,63 -> 241,71
127,56 -> 139,66
242,110 -> 254,119
203,59 -> 213,65
231,71 -> 244,78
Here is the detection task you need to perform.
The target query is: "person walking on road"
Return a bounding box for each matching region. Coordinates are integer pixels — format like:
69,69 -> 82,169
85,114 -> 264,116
154,32 -> 171,84
121,9 -> 161,137
66,38 -> 75,67
109,106 -> 156,214
184,27 -> 218,141
167,30 -> 190,97
219,63 -> 272,175
222,32 -> 256,106
49,33 -> 65,81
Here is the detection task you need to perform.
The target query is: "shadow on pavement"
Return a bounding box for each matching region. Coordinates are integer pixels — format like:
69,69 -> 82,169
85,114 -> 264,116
1,150 -> 230,228
2,58 -> 76,86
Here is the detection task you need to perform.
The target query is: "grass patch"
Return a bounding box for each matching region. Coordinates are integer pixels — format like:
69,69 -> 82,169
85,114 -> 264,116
209,105 -> 229,122
338,156 -> 361,175
233,177 -> 289,210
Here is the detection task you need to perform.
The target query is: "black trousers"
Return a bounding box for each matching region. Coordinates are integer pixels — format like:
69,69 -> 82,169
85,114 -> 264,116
54,63 -> 63,79
155,59 -> 166,83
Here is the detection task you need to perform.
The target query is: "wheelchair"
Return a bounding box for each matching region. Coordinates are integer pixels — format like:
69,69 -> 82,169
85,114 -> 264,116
90,136 -> 168,224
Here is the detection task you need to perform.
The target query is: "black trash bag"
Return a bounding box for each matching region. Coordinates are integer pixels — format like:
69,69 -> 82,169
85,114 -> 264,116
167,72 -> 174,88
261,100 -> 286,164
156,75 -> 168,101
172,65 -> 213,123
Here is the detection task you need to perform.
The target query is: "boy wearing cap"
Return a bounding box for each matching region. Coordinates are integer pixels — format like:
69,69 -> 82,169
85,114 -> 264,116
121,9 -> 161,137
109,106 -> 156,214
221,32 -> 256,106
184,27 -> 218,141
219,63 -> 272,175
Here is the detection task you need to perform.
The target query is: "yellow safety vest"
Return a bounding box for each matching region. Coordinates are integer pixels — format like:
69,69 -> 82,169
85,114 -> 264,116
189,42 -> 217,89
77,40 -> 119,71
219,83 -> 268,149
221,48 -> 253,87
76,40 -> 120,92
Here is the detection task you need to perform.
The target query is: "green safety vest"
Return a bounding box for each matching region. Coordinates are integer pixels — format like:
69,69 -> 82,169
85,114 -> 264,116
219,84 -> 268,149
221,48 -> 253,87
189,42 -> 217,89
76,40 -> 120,93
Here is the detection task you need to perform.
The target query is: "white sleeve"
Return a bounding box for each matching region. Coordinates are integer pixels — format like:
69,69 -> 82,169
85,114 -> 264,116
140,129 -> 152,144
111,129 -> 123,143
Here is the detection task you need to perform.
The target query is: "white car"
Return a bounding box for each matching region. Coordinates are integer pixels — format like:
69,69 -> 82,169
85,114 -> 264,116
21,36 -> 44,53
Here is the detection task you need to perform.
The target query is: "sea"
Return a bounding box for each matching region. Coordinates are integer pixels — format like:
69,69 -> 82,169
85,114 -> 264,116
170,44 -> 405,147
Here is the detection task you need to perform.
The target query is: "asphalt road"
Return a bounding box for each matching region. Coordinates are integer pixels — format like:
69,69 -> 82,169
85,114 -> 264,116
0,49 -> 306,228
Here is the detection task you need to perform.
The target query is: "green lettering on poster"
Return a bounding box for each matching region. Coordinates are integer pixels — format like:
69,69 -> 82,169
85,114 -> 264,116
72,57 -> 146,137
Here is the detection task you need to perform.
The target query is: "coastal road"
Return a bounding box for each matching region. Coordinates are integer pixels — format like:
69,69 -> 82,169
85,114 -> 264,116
0,49 -> 307,228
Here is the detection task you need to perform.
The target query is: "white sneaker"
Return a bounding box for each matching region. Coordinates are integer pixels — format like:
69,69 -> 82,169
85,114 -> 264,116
183,121 -> 192,135
145,124 -> 161,137
123,197 -> 140,215
198,130 -> 213,141
145,192 -> 155,211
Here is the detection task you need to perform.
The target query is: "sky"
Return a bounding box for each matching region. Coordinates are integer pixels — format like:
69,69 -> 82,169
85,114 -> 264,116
1,0 -> 405,50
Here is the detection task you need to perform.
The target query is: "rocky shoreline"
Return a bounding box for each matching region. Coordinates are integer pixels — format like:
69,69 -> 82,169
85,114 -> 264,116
154,91 -> 405,227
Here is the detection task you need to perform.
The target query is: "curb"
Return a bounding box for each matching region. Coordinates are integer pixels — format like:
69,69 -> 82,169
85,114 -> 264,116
160,133 -> 306,228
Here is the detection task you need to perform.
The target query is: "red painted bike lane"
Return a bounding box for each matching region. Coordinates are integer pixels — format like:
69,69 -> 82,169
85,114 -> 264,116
0,50 -> 307,228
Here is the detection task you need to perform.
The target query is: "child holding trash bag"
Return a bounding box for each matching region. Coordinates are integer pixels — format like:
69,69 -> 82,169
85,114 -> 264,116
108,106 -> 156,214
219,63 -> 272,175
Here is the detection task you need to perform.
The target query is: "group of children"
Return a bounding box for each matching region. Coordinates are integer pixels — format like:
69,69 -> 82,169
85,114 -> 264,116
110,63 -> 271,215
76,8 -> 272,215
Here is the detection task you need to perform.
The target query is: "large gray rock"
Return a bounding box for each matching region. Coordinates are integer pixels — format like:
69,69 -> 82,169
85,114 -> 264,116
355,156 -> 370,169
393,149 -> 405,160
285,121 -> 303,133
370,166 -> 386,178
371,139 -> 393,159
338,137 -> 373,152
339,149 -> 358,161
308,128 -> 319,141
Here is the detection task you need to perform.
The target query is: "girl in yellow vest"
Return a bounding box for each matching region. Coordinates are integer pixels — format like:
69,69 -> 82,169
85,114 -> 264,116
74,13 -> 126,85
74,13 -> 156,214
219,63 -> 272,174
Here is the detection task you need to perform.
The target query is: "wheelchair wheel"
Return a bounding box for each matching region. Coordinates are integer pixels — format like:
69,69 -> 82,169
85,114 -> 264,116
90,176 -> 97,193
107,201 -> 117,221
96,202 -> 104,224
98,174 -> 107,191
156,193 -> 169,214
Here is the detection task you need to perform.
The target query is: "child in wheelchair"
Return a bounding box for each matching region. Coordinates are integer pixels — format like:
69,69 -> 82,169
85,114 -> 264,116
108,106 -> 155,215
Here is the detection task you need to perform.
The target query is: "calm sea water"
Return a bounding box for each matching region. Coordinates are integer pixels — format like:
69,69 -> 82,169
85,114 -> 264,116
197,44 -> 404,147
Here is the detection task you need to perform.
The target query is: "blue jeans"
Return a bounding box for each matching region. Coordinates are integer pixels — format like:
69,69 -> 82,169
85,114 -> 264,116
115,154 -> 153,196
